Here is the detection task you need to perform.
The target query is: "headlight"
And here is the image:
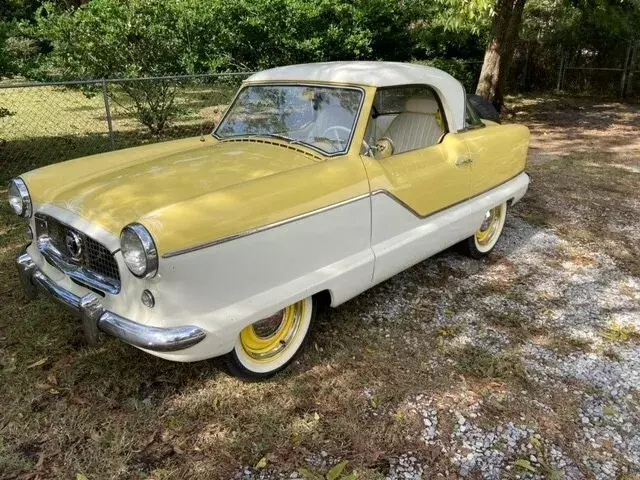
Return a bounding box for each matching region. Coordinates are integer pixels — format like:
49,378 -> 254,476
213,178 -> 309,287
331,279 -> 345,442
8,178 -> 32,218
120,223 -> 158,278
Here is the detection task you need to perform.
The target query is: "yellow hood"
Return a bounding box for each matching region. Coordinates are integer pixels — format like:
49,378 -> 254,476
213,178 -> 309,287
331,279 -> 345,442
24,136 -> 319,234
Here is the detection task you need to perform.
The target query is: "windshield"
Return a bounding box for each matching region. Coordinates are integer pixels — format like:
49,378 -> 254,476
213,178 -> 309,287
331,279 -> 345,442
214,84 -> 363,155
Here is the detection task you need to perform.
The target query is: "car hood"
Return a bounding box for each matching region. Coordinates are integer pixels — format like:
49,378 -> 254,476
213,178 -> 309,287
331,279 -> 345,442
24,137 -> 320,235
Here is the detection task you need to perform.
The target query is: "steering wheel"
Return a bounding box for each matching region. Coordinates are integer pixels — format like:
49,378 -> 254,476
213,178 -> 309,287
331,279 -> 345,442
322,125 -> 351,143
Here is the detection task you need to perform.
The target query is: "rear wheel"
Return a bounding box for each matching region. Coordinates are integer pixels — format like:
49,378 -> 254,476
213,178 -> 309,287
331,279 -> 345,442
224,296 -> 315,380
459,202 -> 508,259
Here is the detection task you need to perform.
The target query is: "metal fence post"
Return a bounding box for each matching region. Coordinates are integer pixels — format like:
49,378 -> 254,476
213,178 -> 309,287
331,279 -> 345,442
626,43 -> 638,97
102,80 -> 116,149
555,52 -> 564,94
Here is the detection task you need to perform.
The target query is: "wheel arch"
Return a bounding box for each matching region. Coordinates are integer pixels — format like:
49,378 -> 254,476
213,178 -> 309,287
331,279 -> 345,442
313,289 -> 333,313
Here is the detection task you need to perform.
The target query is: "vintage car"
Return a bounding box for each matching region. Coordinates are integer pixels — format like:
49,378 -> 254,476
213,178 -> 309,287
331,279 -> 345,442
11,62 -> 530,379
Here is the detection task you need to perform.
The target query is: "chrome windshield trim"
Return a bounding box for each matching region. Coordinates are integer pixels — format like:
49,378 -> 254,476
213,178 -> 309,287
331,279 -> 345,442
38,235 -> 121,295
212,83 -> 366,158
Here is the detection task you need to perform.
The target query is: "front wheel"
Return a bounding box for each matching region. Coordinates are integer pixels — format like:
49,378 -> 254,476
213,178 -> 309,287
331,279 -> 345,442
224,296 -> 315,380
459,202 -> 508,259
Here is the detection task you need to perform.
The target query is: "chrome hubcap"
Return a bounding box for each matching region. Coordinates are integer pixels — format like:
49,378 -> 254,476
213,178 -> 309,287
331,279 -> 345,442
239,301 -> 307,361
480,210 -> 493,231
252,310 -> 285,339
475,204 -> 504,247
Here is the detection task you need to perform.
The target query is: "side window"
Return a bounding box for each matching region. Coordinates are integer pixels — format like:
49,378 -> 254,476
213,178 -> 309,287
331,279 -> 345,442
464,101 -> 484,129
364,85 -> 447,158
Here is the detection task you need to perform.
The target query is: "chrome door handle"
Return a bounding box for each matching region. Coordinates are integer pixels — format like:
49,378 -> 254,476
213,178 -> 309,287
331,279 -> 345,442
455,158 -> 474,166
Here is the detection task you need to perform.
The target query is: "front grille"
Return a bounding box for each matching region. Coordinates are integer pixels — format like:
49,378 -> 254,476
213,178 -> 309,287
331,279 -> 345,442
35,214 -> 120,284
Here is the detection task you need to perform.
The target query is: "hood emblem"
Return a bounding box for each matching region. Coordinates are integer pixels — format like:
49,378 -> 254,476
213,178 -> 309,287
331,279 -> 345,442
65,230 -> 83,261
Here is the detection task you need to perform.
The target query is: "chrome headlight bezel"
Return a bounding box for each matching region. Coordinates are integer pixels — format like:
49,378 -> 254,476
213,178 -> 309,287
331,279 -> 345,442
8,178 -> 32,218
120,223 -> 158,279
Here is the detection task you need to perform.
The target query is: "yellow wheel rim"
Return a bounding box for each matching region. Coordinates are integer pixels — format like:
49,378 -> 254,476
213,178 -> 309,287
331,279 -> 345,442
475,204 -> 505,247
239,300 -> 306,362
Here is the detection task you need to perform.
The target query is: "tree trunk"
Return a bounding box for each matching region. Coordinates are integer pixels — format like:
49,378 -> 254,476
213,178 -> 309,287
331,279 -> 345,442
475,0 -> 527,111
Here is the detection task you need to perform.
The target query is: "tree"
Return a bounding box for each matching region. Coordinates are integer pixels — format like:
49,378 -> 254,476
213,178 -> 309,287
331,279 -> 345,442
31,0 -> 425,134
33,0 -> 200,134
476,0 -> 528,110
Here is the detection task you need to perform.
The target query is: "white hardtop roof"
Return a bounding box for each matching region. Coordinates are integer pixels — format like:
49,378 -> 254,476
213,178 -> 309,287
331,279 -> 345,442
246,61 -> 467,132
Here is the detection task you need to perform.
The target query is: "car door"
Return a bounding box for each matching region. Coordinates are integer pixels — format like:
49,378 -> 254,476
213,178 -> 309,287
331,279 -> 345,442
359,85 -> 472,283
457,100 -> 528,197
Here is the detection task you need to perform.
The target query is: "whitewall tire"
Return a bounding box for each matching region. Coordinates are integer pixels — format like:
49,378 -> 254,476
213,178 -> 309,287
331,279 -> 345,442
224,296 -> 315,380
460,202 -> 507,259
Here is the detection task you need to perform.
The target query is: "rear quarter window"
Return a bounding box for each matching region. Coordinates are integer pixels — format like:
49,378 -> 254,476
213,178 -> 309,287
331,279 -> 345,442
465,101 -> 484,129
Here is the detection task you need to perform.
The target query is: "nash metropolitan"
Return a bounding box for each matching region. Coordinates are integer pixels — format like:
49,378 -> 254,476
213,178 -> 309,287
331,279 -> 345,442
11,62 -> 530,379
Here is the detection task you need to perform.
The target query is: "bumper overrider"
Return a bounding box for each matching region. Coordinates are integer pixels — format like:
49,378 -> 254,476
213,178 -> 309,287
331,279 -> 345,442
16,246 -> 206,352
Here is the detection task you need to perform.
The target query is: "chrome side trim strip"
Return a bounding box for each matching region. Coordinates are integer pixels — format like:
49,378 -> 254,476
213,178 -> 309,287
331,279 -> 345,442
371,169 -> 526,219
161,192 -> 372,259
16,247 -> 206,352
162,170 -> 527,258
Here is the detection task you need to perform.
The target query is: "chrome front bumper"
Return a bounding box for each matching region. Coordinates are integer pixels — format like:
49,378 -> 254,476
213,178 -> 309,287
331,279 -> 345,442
16,246 -> 206,352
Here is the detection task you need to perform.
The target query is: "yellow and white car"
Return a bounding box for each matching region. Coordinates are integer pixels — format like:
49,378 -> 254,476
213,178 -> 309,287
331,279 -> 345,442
11,62 -> 530,379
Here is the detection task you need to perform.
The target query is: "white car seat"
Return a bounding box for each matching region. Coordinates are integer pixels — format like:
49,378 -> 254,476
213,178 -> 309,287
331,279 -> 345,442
383,96 -> 444,154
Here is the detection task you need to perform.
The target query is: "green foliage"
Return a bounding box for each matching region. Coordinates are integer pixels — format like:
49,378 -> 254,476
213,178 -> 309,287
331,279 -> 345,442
416,58 -> 483,91
429,0 -> 495,35
516,0 -> 640,90
29,0 -> 427,133
33,1 -> 190,78
32,0 -> 425,77
1,0 -> 639,122
0,0 -> 51,78
515,458 -> 537,473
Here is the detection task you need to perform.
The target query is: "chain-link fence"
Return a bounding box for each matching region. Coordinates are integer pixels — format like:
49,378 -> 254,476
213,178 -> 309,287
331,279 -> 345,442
557,67 -> 640,97
0,72 -> 252,183
2,64 -> 638,184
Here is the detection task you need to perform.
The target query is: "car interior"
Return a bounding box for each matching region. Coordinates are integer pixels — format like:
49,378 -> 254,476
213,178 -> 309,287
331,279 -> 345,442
365,86 -> 446,158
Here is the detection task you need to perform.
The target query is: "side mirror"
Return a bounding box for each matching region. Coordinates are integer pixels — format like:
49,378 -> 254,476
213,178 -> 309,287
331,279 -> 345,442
362,138 -> 395,159
373,137 -> 394,159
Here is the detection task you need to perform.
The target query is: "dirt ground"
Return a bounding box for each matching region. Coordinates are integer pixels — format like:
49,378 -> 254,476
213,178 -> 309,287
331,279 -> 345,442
0,96 -> 639,480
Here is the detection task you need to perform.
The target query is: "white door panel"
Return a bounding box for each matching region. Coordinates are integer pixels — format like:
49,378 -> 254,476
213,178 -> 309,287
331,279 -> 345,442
371,173 -> 530,284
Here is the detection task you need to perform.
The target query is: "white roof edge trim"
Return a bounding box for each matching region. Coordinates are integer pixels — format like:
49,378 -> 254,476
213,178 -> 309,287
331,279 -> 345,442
246,61 -> 467,132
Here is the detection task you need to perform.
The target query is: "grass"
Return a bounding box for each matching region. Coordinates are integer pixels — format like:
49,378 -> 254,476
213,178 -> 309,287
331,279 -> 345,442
0,203 -> 453,478
508,96 -> 640,276
0,95 -> 639,478
550,335 -> 593,355
0,80 -> 239,183
453,345 -> 528,383
602,321 -> 640,343
488,311 -> 545,338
